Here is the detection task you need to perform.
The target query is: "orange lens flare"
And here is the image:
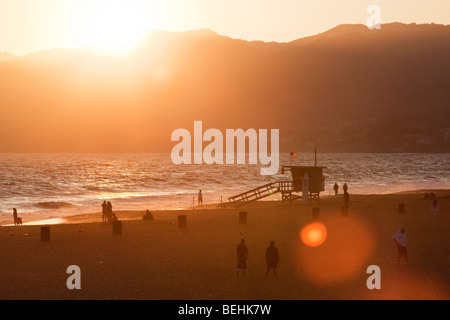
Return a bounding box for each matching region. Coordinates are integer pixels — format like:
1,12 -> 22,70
300,222 -> 328,247
297,216 -> 376,286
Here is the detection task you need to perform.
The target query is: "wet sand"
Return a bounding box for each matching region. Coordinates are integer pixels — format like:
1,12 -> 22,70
1,190 -> 449,300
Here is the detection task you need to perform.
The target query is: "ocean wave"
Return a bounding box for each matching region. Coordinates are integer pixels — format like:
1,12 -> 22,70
150,177 -> 167,182
34,201 -> 76,210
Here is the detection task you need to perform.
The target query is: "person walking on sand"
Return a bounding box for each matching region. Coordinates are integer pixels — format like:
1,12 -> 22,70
236,239 -> 248,278
198,190 -> 203,207
101,201 -> 108,222
334,183 -> 339,196
393,227 -> 408,264
264,241 -> 280,279
343,183 -> 348,193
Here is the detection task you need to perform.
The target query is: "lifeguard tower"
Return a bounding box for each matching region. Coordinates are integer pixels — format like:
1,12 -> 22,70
279,165 -> 325,202
227,152 -> 326,206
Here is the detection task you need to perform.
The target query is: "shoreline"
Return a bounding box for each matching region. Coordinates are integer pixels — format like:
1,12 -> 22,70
1,188 -> 448,227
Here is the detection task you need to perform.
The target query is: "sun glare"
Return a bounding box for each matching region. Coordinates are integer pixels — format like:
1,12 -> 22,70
67,0 -> 161,55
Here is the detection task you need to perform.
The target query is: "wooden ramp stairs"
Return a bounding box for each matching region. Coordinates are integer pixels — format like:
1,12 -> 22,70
227,181 -> 300,207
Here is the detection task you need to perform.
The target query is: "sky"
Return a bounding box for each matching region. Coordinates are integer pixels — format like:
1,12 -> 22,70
0,0 -> 449,55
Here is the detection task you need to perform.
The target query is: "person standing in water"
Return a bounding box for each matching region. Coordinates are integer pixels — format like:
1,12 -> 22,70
393,227 -> 408,264
236,239 -> 248,278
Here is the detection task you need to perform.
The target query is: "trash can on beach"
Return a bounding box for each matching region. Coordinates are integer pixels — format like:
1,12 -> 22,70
41,226 -> 51,241
113,221 -> 123,235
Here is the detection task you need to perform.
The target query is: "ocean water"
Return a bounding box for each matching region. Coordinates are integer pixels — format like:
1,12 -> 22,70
0,153 -> 449,223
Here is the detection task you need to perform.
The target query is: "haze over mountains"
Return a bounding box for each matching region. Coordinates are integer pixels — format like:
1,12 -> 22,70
0,52 -> 14,61
0,23 -> 449,153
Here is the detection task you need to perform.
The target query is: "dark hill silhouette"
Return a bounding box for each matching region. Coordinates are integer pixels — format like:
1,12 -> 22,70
0,23 -> 449,152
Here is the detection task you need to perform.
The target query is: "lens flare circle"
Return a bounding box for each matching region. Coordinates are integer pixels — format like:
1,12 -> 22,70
300,222 -> 328,247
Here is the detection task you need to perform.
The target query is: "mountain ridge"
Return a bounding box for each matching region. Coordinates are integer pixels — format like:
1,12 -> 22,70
0,23 -> 449,153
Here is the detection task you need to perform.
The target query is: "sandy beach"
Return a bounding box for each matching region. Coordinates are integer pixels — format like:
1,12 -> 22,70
1,190 -> 449,300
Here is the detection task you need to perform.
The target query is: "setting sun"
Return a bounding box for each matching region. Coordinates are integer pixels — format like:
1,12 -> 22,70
66,0 -> 159,54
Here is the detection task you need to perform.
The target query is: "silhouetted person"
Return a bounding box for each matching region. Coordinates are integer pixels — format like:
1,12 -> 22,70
334,183 -> 339,196
343,183 -> 348,193
143,209 -> 154,221
13,208 -> 18,226
198,190 -> 203,207
101,201 -> 108,222
344,190 -> 351,207
264,241 -> 279,279
107,201 -> 113,222
393,227 -> 408,264
111,212 -> 118,222
236,239 -> 248,278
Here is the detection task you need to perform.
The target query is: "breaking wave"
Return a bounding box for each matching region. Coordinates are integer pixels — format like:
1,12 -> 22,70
34,202 -> 76,210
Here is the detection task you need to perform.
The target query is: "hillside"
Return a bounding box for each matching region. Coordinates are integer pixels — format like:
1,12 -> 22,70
0,23 -> 449,152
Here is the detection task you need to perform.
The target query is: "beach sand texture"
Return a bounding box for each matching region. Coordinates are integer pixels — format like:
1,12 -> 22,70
1,191 -> 449,300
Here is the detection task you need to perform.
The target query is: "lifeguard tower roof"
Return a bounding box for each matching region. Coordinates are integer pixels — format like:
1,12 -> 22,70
282,165 -> 326,194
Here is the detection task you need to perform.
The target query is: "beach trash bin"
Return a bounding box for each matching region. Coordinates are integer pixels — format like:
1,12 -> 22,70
41,226 -> 51,241
239,211 -> 247,224
178,215 -> 187,229
398,204 -> 405,214
113,221 -> 123,235
341,206 -> 349,217
312,208 -> 320,219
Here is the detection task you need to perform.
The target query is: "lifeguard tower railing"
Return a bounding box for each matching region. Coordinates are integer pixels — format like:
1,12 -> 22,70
228,180 -> 296,206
